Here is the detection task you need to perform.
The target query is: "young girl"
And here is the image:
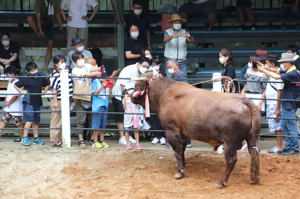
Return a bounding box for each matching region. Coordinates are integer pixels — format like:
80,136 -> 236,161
123,86 -> 145,150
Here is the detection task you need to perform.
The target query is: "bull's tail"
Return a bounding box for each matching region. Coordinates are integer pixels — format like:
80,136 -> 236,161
242,98 -> 260,185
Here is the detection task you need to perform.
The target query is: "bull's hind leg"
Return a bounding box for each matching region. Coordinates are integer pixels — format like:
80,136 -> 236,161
166,130 -> 187,179
217,144 -> 237,188
246,135 -> 260,185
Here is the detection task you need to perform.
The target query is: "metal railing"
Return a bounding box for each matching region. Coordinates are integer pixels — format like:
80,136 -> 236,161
1,73 -> 300,147
0,0 -> 280,11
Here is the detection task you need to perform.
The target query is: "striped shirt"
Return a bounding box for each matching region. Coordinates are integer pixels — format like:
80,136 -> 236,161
50,70 -> 73,100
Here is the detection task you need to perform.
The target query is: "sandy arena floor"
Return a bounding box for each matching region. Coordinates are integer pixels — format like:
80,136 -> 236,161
0,138 -> 300,199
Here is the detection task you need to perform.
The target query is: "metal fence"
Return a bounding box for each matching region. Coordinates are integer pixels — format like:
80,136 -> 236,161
0,0 -> 281,11
1,73 -> 300,147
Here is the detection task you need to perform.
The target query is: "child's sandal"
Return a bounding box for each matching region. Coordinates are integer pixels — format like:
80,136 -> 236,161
78,140 -> 86,147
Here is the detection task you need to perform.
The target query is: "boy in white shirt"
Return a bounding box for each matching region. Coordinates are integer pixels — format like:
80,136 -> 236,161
0,66 -> 23,142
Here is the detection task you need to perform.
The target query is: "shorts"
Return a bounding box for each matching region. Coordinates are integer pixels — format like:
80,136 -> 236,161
266,104 -> 282,132
1,112 -> 22,126
112,97 -> 124,123
92,106 -> 108,129
179,1 -> 216,17
236,0 -> 253,8
23,103 -> 41,123
41,16 -> 55,40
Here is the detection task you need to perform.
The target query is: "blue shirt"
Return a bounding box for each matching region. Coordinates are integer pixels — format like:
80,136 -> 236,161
280,69 -> 300,110
92,79 -> 109,111
172,70 -> 187,83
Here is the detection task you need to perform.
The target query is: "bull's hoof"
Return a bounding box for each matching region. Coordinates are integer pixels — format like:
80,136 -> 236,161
174,172 -> 184,179
215,182 -> 226,189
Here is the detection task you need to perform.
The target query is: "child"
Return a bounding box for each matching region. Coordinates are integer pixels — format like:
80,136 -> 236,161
14,62 -> 50,146
49,55 -> 73,147
123,86 -> 144,150
0,66 -> 23,142
91,74 -> 111,148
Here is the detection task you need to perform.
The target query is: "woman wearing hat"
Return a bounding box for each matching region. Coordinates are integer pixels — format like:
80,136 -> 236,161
163,14 -> 194,78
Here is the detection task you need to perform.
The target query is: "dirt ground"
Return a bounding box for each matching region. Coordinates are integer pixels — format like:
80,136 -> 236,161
0,139 -> 300,199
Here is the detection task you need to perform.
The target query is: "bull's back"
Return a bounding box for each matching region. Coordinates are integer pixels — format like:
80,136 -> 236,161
158,85 -> 252,143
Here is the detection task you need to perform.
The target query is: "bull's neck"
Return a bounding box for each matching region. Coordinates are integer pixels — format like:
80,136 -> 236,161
148,77 -> 174,113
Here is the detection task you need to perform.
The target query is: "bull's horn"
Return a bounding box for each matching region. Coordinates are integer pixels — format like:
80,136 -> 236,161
131,77 -> 148,81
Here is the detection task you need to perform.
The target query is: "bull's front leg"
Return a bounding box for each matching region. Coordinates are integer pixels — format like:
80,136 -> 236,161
166,130 -> 187,179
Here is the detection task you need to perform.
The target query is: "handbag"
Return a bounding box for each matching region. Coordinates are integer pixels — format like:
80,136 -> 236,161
73,79 -> 92,102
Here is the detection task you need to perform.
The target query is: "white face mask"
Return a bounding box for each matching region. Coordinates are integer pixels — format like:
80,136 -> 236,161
127,89 -> 134,95
2,40 -> 9,46
248,62 -> 253,68
280,64 -> 286,72
77,59 -> 85,67
219,57 -> 227,64
76,46 -> 84,52
59,63 -> 67,70
152,65 -> 160,71
173,24 -> 182,31
133,9 -> 142,15
145,55 -> 152,60
139,67 -> 147,74
168,68 -> 176,75
130,31 -> 139,38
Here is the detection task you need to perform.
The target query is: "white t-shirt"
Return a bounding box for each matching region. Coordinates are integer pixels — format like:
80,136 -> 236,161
112,63 -> 140,101
265,77 -> 284,105
71,63 -> 93,85
4,79 -> 23,116
61,0 -> 99,28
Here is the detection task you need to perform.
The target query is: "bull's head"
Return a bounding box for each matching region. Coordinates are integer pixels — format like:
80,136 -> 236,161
131,76 -> 149,108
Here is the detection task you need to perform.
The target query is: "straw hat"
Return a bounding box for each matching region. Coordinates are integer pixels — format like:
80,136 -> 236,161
168,14 -> 186,23
278,53 -> 295,63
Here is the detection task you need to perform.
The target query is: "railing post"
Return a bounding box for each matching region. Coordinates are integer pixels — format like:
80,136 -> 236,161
60,69 -> 71,147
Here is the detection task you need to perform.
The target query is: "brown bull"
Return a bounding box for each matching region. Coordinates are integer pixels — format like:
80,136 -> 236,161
132,73 -> 260,188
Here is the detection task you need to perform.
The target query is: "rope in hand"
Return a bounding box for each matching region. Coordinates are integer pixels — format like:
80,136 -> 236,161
192,76 -> 241,93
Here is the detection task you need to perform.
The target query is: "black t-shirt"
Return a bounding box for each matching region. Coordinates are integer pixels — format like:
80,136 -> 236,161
125,12 -> 150,47
0,44 -> 21,70
280,69 -> 300,110
221,64 -> 236,79
124,38 -> 146,66
15,72 -> 50,107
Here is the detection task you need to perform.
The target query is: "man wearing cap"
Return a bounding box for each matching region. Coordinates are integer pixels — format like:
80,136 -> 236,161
61,0 -> 99,49
66,37 -> 93,69
258,52 -> 300,156
163,14 -> 194,78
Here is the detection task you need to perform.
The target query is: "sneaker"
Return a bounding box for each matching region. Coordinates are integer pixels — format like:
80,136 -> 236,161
100,141 -> 109,148
280,150 -> 299,156
126,144 -> 132,150
187,143 -> 192,148
129,136 -> 136,144
14,137 -> 22,142
52,143 -> 62,148
250,26 -> 257,31
135,144 -> 143,150
92,142 -> 103,148
160,137 -> 166,145
119,136 -> 126,145
151,137 -> 159,144
33,137 -> 45,145
277,148 -> 289,154
217,145 -> 224,154
22,136 -> 32,146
